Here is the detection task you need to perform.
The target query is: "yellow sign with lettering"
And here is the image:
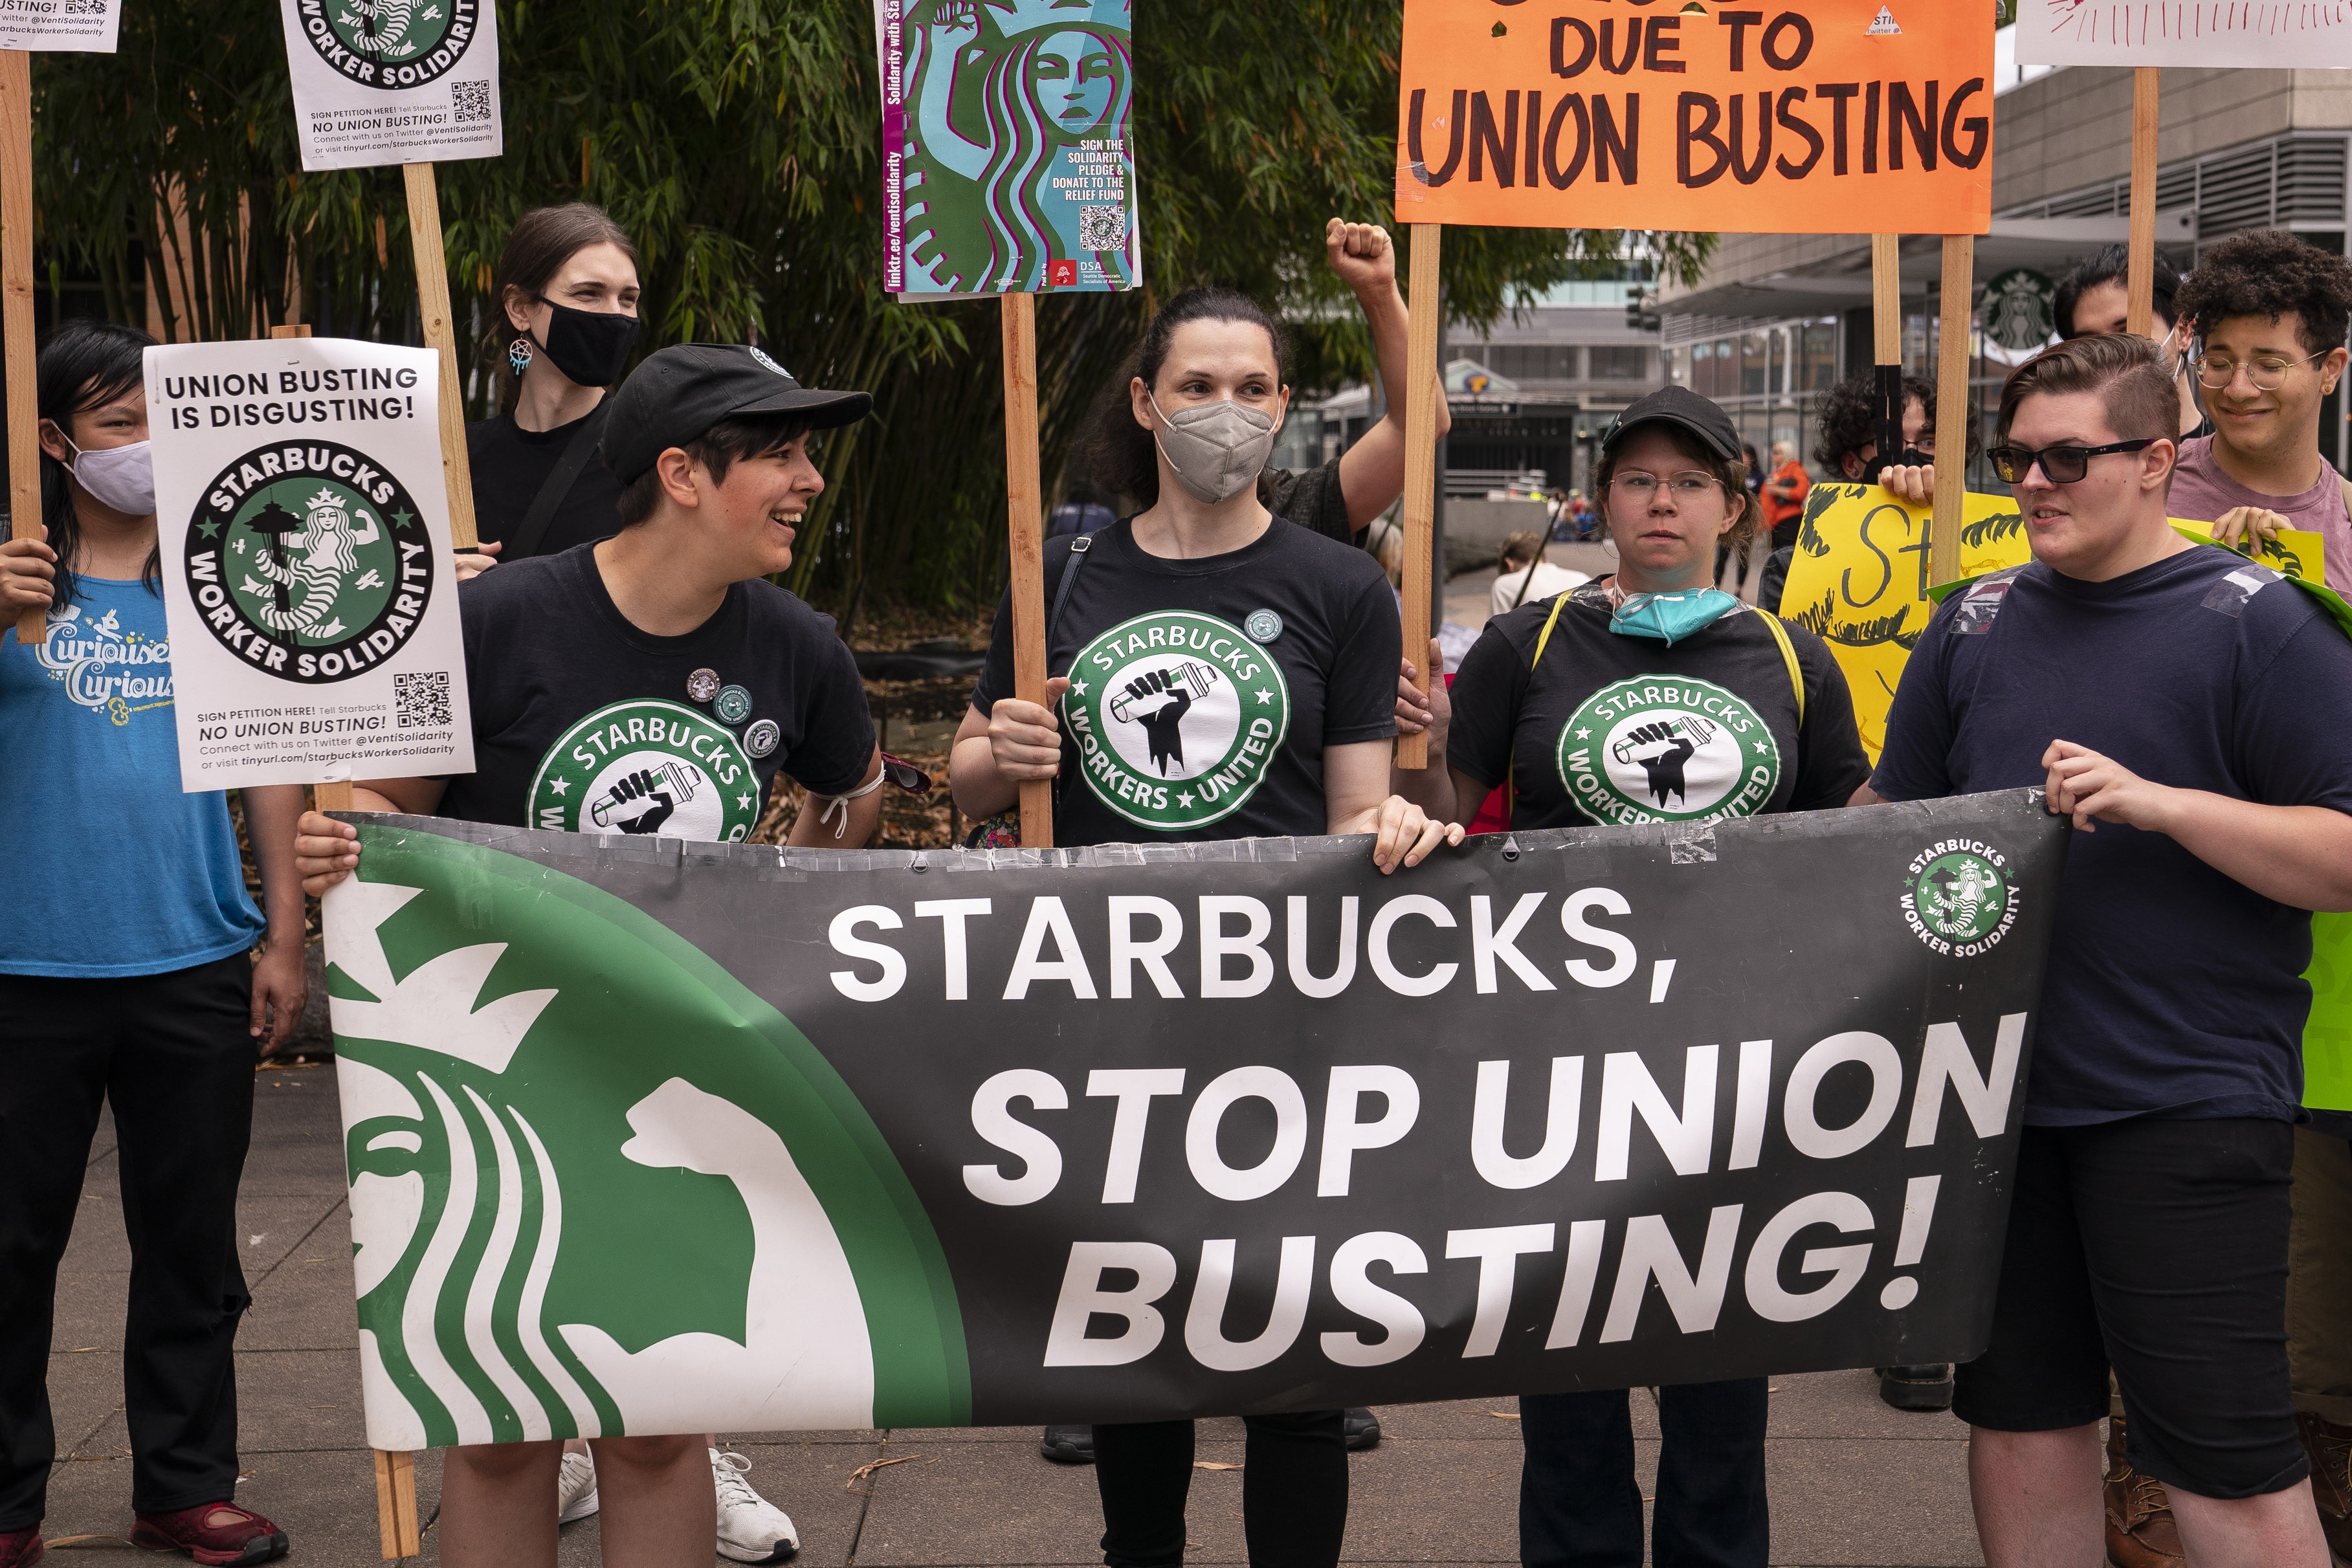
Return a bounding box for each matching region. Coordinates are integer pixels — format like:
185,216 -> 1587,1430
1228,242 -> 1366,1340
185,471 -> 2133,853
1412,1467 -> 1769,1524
1779,482 -> 2322,760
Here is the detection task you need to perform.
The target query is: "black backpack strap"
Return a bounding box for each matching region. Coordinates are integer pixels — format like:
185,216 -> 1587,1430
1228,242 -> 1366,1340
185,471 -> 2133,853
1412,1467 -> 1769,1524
503,401 -> 610,561
1046,533 -> 1092,648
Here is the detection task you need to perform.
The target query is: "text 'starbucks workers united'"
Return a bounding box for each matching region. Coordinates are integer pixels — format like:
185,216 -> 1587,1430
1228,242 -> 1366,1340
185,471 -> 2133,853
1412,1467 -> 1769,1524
1063,610 -> 1290,831
150,338 -> 472,790
1559,676 -> 1781,826
530,700 -> 762,842
185,442 -> 432,683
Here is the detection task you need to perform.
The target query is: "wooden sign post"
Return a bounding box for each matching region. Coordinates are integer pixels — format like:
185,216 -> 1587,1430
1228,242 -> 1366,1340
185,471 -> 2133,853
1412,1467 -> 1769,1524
1933,236 -> 1976,586
1395,223 -> 1442,770
2126,68 -> 2161,338
1003,292 -> 1052,848
403,163 -> 480,555
4,50 -> 39,648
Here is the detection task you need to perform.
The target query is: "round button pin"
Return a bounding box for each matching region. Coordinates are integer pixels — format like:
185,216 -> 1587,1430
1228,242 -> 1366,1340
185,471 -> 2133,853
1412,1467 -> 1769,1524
714,685 -> 754,725
686,668 -> 722,704
1244,608 -> 1283,643
744,718 -> 781,758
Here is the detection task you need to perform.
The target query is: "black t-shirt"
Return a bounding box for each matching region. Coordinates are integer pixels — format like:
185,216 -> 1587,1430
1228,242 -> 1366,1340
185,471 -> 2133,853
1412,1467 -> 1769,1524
1447,580 -> 1870,831
1264,457 -> 1352,543
971,516 -> 1399,846
466,406 -> 627,560
439,543 -> 874,841
1872,547 -> 2352,1125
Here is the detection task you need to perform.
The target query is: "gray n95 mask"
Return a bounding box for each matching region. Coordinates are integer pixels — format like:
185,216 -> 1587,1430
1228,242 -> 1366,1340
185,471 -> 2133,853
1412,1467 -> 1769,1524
1149,393 -> 1278,505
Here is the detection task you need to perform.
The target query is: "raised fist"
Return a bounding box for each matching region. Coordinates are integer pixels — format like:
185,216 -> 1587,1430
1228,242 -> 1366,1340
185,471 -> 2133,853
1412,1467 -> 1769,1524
1121,668 -> 1194,775
604,767 -> 678,835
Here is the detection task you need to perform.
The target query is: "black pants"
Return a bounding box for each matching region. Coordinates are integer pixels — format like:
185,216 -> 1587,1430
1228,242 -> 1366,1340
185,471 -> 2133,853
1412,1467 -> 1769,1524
0,956 -> 257,1528
1519,1380 -> 1769,1568
1094,1410 -> 1346,1568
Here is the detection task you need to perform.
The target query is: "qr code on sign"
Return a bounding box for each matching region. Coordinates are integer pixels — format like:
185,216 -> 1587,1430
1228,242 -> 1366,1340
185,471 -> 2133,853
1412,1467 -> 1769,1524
450,79 -> 494,124
1078,204 -> 1124,250
395,672 -> 452,730
62,0 -> 105,12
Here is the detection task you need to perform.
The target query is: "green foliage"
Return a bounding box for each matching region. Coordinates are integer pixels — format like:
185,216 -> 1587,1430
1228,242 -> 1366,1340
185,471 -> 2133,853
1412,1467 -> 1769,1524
29,0 -> 1709,624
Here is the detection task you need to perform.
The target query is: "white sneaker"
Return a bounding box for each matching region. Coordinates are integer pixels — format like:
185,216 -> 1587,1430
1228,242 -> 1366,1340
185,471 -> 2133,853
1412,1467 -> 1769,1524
713,1448 -> 799,1563
557,1448 -> 599,1524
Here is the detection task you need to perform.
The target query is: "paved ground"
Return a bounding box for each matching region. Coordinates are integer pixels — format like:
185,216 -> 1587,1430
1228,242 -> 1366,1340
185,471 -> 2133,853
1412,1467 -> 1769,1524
39,1065 -> 1982,1568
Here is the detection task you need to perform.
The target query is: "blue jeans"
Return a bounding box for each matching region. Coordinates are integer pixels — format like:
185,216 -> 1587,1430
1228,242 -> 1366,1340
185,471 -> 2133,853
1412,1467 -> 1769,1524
1518,1380 -> 1768,1568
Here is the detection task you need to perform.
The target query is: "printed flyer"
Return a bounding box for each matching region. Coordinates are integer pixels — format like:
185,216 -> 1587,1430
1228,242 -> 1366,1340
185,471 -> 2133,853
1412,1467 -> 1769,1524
276,0 -> 502,170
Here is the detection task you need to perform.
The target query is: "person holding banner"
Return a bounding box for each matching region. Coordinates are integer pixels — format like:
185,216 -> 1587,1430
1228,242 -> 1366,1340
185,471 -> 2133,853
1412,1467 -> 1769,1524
0,320 -> 306,1568
949,284 -> 1460,1568
1860,331 -> 2352,1568
1389,384 -> 1870,1568
460,203 -> 644,575
294,343 -> 887,1567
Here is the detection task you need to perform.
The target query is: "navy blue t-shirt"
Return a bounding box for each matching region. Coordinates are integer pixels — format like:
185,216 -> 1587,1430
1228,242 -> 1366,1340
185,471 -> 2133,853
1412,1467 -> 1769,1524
1872,545 -> 2352,1125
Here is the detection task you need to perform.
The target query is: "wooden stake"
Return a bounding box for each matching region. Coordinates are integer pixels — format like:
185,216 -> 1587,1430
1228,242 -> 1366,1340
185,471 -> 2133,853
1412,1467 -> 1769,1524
1870,235 -> 1902,366
372,1447 -> 421,1560
1001,291 -> 1052,847
1397,223 -> 1443,771
1932,235 -> 1975,586
3,51 -> 41,649
401,162 -> 478,550
2127,68 -> 2160,338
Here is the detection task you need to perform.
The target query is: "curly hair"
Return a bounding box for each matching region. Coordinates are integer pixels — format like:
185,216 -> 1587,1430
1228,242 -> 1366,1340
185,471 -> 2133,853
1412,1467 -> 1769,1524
2173,228 -> 2352,356
1809,370 -> 1982,475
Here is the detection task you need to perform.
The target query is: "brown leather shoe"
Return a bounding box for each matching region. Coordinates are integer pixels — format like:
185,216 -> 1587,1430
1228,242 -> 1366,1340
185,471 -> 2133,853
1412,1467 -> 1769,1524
2105,1416 -> 2184,1568
2300,1411 -> 2352,1564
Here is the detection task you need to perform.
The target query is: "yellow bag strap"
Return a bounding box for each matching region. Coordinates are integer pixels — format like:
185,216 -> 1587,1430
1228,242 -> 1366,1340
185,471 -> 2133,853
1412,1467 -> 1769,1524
1751,603 -> 1805,726
1506,591 -> 1578,827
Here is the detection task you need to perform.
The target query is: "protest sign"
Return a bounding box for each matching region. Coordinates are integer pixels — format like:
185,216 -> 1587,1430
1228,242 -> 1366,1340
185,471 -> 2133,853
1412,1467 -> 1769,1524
2013,0 -> 2352,67
148,337 -> 472,792
874,0 -> 1137,294
275,0 -> 502,171
0,0 -> 120,52
1393,0 -> 1995,234
326,791 -> 2062,1446
1779,481 -> 2323,758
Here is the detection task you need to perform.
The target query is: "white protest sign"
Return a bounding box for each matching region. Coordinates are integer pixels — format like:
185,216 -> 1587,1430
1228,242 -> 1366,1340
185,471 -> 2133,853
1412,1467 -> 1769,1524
0,0 -> 122,52
276,0 -> 501,171
2014,1 -> 2352,67
150,338 -> 473,791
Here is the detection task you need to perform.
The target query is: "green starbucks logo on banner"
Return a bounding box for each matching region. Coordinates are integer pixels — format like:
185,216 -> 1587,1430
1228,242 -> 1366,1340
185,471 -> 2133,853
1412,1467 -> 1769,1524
1555,675 -> 1781,826
298,0 -> 481,83
1902,839 -> 2018,955
1980,268 -> 2057,353
1062,609 -> 1290,831
184,441 -> 432,685
529,700 -> 760,841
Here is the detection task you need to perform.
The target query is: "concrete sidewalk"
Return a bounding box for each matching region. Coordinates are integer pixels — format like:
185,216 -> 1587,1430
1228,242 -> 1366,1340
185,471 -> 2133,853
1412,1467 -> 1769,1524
38,1067 -> 1984,1567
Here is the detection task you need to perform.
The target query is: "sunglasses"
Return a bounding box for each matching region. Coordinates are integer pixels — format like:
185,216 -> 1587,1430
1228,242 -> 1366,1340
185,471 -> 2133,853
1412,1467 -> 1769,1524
1986,439 -> 2156,486
879,752 -> 933,795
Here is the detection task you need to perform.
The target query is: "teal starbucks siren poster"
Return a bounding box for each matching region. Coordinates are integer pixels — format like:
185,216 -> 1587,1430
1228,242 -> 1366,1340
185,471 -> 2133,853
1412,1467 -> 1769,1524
277,0 -> 503,170
874,0 -> 1138,294
148,338 -> 473,791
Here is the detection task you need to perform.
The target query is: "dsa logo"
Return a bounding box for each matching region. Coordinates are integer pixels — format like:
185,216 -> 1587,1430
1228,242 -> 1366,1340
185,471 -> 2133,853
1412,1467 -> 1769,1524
1047,259 -> 1079,287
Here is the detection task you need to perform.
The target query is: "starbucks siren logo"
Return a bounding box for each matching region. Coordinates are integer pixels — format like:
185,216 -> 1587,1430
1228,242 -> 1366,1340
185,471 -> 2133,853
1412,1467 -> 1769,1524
1063,610 -> 1290,831
1556,675 -> 1781,826
529,700 -> 761,842
1902,839 -> 2019,956
297,0 -> 480,87
184,441 -> 432,684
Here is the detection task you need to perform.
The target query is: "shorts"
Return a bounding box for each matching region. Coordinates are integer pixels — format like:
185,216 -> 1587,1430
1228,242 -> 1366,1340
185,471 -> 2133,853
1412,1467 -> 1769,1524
1952,1116 -> 2306,1499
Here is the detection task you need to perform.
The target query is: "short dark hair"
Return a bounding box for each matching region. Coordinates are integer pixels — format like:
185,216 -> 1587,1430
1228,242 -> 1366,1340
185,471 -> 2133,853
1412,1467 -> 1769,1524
39,318 -> 157,609
1080,287 -> 1291,510
2173,228 -> 2352,356
613,412 -> 813,527
1597,419 -> 1757,551
1995,331 -> 2180,448
1811,371 -> 1931,472
2056,243 -> 2180,338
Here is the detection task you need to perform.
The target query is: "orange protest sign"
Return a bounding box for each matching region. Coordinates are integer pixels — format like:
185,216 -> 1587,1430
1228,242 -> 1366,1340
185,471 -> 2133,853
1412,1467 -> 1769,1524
1394,1 -> 1994,235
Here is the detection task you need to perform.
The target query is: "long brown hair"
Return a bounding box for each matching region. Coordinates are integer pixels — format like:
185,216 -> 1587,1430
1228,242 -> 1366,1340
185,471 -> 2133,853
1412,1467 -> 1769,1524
487,203 -> 641,401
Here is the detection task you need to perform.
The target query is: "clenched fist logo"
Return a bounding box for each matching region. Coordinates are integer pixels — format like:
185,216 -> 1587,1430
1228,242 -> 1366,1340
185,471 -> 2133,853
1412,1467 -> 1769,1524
1615,722 -> 1700,807
1117,668 -> 1195,776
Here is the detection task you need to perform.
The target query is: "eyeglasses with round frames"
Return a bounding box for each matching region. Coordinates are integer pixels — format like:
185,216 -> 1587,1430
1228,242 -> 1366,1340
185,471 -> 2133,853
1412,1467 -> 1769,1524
1986,439 -> 2157,486
2192,347 -> 2328,393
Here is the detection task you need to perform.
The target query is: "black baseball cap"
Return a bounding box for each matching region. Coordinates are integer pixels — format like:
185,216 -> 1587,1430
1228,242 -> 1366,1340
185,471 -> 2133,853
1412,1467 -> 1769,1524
1598,385 -> 1742,463
601,344 -> 874,483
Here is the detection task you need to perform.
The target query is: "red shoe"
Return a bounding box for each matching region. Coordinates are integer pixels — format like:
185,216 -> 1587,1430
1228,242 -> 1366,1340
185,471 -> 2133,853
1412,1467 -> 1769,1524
0,1526 -> 41,1568
129,1503 -> 287,1566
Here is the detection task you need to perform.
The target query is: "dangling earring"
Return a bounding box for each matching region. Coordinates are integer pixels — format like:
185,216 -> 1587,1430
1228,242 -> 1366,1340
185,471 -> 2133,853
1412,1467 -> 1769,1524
508,335 -> 533,378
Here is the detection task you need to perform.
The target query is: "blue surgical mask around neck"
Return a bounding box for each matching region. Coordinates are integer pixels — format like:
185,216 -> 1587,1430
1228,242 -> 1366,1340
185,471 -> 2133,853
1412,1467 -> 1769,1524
1610,588 -> 1743,645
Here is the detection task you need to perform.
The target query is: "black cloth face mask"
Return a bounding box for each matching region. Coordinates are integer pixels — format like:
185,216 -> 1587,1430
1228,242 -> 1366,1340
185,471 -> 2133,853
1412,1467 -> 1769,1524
531,299 -> 639,388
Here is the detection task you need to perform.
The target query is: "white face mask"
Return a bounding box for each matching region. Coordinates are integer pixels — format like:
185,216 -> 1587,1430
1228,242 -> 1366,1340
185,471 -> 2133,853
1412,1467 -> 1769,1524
1149,392 -> 1278,505
65,437 -> 156,517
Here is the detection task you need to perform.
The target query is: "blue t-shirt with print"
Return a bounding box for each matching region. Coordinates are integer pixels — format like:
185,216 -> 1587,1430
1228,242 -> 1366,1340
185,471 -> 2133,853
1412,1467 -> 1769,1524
1872,546 -> 2352,1126
1,576 -> 262,977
